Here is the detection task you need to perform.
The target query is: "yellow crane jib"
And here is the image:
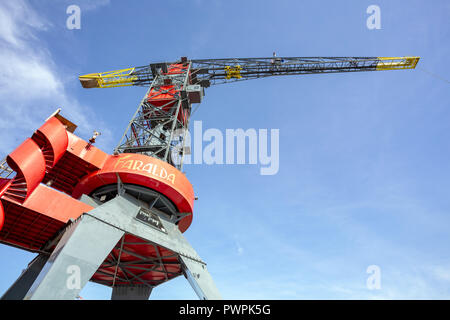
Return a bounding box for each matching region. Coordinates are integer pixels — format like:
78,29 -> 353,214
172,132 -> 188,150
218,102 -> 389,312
375,56 -> 420,71
225,65 -> 242,79
79,68 -> 138,88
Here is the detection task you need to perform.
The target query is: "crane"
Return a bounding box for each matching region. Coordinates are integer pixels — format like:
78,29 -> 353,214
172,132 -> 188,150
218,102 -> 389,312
79,56 -> 420,170
0,55 -> 419,301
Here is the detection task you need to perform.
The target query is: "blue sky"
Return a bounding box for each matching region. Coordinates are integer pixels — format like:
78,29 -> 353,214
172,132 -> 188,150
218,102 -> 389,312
0,0 -> 449,299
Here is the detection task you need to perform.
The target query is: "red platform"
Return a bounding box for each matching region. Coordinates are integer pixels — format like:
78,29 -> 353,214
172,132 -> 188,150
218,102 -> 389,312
0,113 -> 195,287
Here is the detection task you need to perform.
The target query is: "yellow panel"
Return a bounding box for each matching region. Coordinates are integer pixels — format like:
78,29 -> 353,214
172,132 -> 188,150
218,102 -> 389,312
376,56 -> 420,71
79,68 -> 137,88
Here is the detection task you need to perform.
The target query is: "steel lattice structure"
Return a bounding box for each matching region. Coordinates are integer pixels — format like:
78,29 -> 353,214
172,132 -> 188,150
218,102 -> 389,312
79,55 -> 419,170
80,56 -> 420,88
114,61 -> 192,169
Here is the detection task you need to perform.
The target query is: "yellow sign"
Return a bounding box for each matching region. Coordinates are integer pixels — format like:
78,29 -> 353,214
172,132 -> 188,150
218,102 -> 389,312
225,65 -> 242,79
113,155 -> 176,185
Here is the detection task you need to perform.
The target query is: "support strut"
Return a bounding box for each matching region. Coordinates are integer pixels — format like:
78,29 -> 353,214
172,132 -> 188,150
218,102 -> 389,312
18,193 -> 220,300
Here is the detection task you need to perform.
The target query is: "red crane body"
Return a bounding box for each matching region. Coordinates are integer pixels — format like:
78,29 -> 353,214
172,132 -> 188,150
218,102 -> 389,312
0,113 -> 194,288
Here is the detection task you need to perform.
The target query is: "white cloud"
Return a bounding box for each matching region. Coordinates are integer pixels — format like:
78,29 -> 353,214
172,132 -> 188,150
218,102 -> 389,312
0,0 -> 49,48
0,0 -> 113,155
